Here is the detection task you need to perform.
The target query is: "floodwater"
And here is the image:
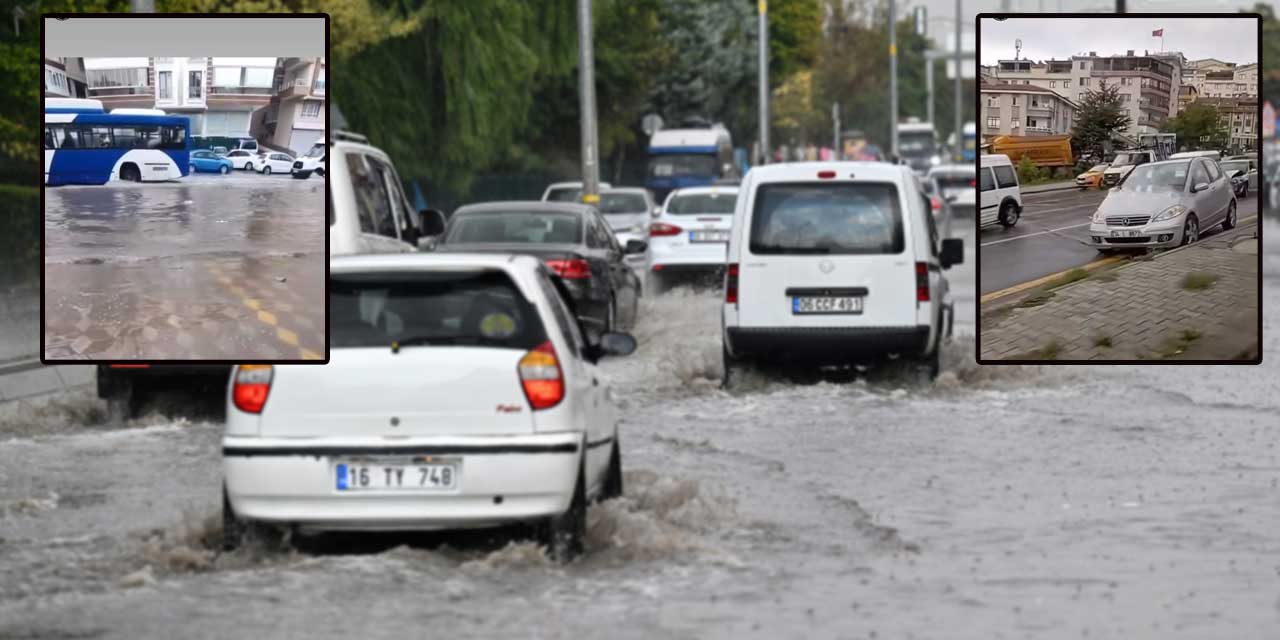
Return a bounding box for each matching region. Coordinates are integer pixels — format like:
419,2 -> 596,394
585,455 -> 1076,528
0,219 -> 1275,638
43,174 -> 326,360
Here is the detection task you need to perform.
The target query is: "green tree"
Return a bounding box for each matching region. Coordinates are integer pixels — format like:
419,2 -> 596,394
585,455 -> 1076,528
1070,79 -> 1131,157
767,0 -> 822,82
1251,3 -> 1280,108
1161,102 -> 1227,151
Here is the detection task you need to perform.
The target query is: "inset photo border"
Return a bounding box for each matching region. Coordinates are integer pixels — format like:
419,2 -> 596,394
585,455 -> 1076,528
974,12 -> 1263,365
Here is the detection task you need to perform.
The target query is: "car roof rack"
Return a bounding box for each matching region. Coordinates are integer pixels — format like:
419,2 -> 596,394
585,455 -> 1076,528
332,130 -> 369,145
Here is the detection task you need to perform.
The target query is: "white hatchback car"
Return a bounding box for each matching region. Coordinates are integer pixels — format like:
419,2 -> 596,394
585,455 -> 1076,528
224,149 -> 258,171
721,163 -> 963,385
646,185 -> 739,292
222,253 -> 637,560
541,181 -> 613,203
257,152 -> 296,175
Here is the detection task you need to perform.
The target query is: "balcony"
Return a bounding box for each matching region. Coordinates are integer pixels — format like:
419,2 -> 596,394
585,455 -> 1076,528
1027,103 -> 1054,114
1025,126 -> 1055,134
209,86 -> 274,96
276,78 -> 313,99
89,86 -> 149,97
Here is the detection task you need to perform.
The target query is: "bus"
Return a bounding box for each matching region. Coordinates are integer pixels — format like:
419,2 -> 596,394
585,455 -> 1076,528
44,98 -> 191,185
646,123 -> 736,204
961,122 -> 976,163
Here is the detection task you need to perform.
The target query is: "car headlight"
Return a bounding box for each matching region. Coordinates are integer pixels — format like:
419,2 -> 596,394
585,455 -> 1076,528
1091,210 -> 1106,224
930,155 -> 942,166
1151,205 -> 1187,222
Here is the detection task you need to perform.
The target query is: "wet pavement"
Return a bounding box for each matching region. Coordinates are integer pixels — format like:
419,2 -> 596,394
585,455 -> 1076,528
1,221 -> 1277,638
43,173 -> 326,361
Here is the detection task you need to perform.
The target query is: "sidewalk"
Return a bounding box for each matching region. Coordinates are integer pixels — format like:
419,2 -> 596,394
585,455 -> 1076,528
980,227 -> 1260,361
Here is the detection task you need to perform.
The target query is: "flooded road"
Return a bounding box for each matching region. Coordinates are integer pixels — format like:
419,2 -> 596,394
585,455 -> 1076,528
1,220 -> 1275,639
43,174 -> 326,360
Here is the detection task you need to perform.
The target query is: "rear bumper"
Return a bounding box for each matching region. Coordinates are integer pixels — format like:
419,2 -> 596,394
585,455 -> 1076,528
223,432 -> 582,530
725,326 -> 931,364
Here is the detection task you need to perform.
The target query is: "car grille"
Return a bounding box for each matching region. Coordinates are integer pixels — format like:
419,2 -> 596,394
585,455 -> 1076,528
1103,174 -> 1119,186
1106,216 -> 1150,227
293,161 -> 303,170
1105,236 -> 1151,244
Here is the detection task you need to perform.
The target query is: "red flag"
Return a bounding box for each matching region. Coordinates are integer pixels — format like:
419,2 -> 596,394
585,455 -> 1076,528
1152,28 -> 1163,36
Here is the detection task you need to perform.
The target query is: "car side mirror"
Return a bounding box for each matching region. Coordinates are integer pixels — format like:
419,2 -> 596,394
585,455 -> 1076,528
583,331 -> 636,362
940,238 -> 964,270
624,239 -> 647,254
1193,182 -> 1209,193
419,208 -> 446,236
944,194 -> 959,204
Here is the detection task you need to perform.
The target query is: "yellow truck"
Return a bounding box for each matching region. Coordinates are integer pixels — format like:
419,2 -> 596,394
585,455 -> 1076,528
989,134 -> 1074,168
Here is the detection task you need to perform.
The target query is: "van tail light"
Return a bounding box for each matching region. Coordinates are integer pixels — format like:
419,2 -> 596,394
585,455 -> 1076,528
916,262 -> 930,303
518,341 -> 564,410
233,365 -> 273,414
931,197 -> 942,212
725,263 -> 739,305
649,222 -> 683,236
544,258 -> 591,279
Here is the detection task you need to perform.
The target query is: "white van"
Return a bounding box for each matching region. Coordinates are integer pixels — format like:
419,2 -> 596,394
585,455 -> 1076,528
329,130 -> 442,256
978,154 -> 1023,228
721,162 -> 964,386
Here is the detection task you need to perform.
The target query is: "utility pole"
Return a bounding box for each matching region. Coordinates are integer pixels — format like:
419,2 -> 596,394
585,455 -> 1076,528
889,0 -> 898,160
576,0 -> 600,204
131,0 -> 155,11
926,56 -> 935,129
832,102 -> 840,159
954,0 -> 963,162
758,0 -> 770,165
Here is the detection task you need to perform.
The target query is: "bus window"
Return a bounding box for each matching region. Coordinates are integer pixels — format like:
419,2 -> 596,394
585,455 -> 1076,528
160,126 -> 186,150
112,127 -> 138,149
44,126 -> 56,150
81,126 -> 112,148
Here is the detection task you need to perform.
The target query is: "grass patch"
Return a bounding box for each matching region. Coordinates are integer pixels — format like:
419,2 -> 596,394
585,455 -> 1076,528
1017,290 -> 1056,308
1093,335 -> 1113,348
1048,268 -> 1090,289
1182,271 -> 1219,291
1090,271 -> 1119,283
1158,327 -> 1204,358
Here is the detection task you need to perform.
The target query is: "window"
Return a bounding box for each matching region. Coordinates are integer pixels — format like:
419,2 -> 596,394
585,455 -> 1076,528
370,155 -> 415,238
346,153 -> 397,237
665,192 -> 736,214
1079,78 -> 1089,87
994,165 -> 1018,188
158,71 -> 172,99
446,211 -> 584,245
189,70 -> 202,98
1079,61 -> 1086,70
1012,96 -> 1019,106
81,126 -> 112,148
87,68 -> 145,88
301,101 -> 322,118
585,218 -> 608,248
986,116 -> 999,128
314,68 -> 326,94
979,168 -> 996,191
1189,161 -> 1209,187
1203,159 -> 1221,181
537,270 -> 586,352
748,182 -> 905,256
1027,117 -> 1038,128
1049,81 -> 1056,88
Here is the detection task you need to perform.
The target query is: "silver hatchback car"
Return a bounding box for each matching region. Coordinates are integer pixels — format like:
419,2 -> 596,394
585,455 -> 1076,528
1088,157 -> 1237,252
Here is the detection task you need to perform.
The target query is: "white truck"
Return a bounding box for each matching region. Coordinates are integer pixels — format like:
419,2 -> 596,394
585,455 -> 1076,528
1101,133 -> 1175,188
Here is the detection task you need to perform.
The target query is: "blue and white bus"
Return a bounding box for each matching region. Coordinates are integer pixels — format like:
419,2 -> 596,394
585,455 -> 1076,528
44,98 -> 191,185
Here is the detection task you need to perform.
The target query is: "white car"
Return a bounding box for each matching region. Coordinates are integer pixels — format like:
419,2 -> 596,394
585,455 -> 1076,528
224,149 -> 258,171
646,185 -> 739,292
926,164 -> 976,210
329,130 -> 440,256
222,253 -> 637,560
541,181 -> 613,203
257,152 -> 295,175
721,162 -> 963,386
598,187 -> 655,263
978,154 -> 1022,228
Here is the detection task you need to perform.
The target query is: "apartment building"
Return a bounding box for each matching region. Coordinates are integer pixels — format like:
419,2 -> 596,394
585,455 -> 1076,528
44,56 -> 88,98
256,57 -> 327,154
1183,58 -> 1257,98
1178,84 -> 1200,113
82,57 -> 277,140
1191,96 -> 1259,153
980,83 -> 1077,137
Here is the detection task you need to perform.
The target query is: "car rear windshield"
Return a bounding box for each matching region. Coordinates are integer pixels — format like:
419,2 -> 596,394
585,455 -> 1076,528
331,270 -> 547,350
599,193 -> 648,214
444,211 -> 583,244
1219,161 -> 1250,174
933,174 -> 973,189
667,192 -> 737,214
749,182 -> 904,255
545,188 -> 582,202
1120,162 -> 1189,192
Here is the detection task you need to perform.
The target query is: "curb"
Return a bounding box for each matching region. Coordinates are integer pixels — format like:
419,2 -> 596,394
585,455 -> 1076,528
0,363 -> 95,404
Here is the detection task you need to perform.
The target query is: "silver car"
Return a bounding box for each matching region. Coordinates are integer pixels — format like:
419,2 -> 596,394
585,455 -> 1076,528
1088,158 -> 1237,252
1219,158 -> 1258,198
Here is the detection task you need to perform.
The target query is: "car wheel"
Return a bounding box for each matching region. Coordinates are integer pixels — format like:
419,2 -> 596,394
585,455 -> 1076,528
221,486 -> 286,552
914,344 -> 941,386
722,345 -> 747,390
1181,214 -> 1199,246
120,165 -> 141,182
263,166 -> 272,175
219,165 -> 229,175
245,163 -> 253,172
1222,200 -> 1237,230
540,453 -> 587,562
999,202 -> 1020,227
600,437 -> 623,501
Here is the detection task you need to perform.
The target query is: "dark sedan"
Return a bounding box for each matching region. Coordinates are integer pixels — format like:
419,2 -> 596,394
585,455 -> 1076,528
435,202 -> 645,335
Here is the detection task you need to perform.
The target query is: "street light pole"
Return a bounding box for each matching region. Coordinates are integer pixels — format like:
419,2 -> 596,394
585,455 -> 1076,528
889,0 -> 898,160
926,55 -> 935,130
758,0 -> 770,165
576,0 -> 600,204
954,0 -> 963,162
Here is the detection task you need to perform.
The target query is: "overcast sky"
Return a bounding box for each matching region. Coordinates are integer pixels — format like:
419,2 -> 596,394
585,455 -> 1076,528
978,16 -> 1257,65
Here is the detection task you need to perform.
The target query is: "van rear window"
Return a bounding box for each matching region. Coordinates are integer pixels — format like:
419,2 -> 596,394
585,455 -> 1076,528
331,270 -> 546,350
748,182 -> 904,255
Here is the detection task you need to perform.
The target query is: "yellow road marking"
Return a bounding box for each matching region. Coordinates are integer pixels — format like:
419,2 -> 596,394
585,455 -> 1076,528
980,255 -> 1127,305
244,298 -> 261,310
276,327 -> 299,346
299,348 -> 322,360
257,310 -> 277,326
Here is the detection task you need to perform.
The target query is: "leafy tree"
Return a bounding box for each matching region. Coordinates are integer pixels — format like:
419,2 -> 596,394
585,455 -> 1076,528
766,0 -> 822,82
1161,102 -> 1227,151
1250,3 -> 1280,108
1070,79 -> 1131,157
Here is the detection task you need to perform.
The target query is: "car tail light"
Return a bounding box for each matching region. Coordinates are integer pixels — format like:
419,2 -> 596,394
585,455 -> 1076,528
545,258 -> 590,279
817,170 -> 836,179
725,263 -> 739,305
518,341 -> 564,410
233,365 -> 273,414
931,197 -> 942,212
649,222 -> 683,236
969,179 -> 976,187
916,262 -> 930,303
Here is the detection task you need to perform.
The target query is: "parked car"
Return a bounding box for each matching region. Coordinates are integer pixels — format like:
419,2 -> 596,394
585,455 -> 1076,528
978,154 -> 1022,229
222,253 -> 638,560
1219,158 -> 1257,198
257,152 -> 296,175
435,201 -> 645,335
189,149 -> 233,174
212,146 -> 229,156
224,149 -> 258,171
1075,163 -> 1109,190
1088,157 -> 1236,252
926,164 -> 976,213
541,181 -> 613,203
721,162 -> 963,387
597,187 -> 655,261
646,185 -> 739,293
